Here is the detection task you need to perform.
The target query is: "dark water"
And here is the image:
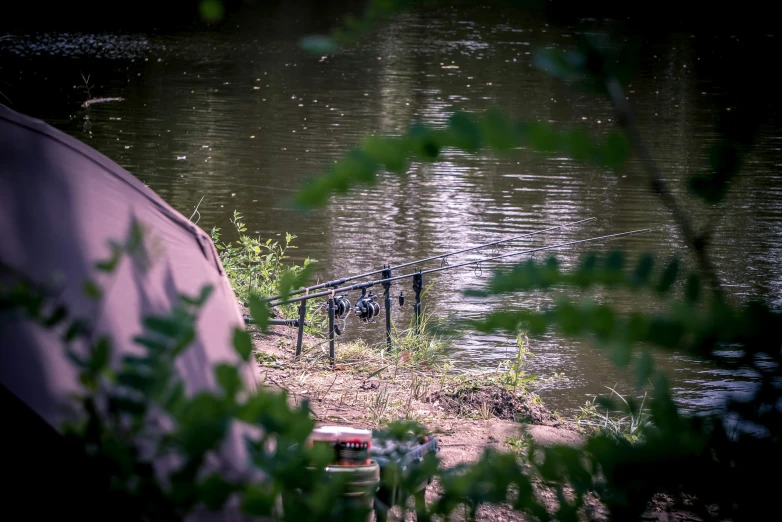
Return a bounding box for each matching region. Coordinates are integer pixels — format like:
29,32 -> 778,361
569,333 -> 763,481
2,4 -> 780,417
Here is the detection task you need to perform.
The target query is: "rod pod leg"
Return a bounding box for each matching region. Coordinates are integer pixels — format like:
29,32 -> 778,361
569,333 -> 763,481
382,266 -> 392,352
295,299 -> 307,359
412,272 -> 423,335
328,297 -> 335,366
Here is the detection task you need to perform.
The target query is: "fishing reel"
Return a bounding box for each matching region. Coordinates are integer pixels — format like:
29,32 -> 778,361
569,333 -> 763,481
331,294 -> 351,336
354,290 -> 381,323
334,295 -> 351,318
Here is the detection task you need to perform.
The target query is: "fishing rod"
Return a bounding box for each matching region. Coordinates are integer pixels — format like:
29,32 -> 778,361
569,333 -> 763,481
261,216 -> 596,303
268,227 -> 650,307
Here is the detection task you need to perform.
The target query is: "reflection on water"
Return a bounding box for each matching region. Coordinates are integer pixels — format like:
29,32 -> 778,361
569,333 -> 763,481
2,4 -> 780,416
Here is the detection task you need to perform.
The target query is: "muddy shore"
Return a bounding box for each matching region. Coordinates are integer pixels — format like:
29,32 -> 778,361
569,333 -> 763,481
249,322 -> 711,521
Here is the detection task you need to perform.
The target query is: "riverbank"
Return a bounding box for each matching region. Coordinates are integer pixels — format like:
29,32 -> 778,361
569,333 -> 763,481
249,317 -> 595,520
248,320 -> 576,432
248,317 -> 722,522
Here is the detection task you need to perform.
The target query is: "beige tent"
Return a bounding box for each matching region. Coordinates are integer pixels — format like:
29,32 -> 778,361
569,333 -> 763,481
0,104 -> 258,520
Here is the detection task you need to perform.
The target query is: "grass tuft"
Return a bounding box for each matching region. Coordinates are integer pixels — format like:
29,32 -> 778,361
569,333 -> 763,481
574,386 -> 651,443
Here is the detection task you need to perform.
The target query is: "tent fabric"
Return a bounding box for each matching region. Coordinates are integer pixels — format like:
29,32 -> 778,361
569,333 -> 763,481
0,104 -> 260,517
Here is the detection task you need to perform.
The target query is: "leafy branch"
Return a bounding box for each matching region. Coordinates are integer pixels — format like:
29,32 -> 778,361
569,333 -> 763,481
294,112 -> 629,208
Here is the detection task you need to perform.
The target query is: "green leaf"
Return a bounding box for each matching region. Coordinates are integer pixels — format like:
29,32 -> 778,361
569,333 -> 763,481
88,336 -> 112,373
240,485 -> 276,517
108,394 -> 147,415
95,247 -> 121,272
366,365 -> 389,379
636,349 -> 654,388
447,112 -> 482,152
647,316 -> 684,349
472,310 -> 529,334
215,363 -> 242,398
199,0 -> 225,23
172,327 -> 197,356
591,304 -> 616,341
248,294 -> 270,332
83,279 -> 103,300
79,370 -> 97,390
656,256 -> 680,294
533,48 -> 585,83
361,136 -> 409,173
239,391 -> 314,441
627,313 -> 648,343
689,142 -> 740,203
200,473 -> 237,510
176,393 -> 229,457
563,129 -> 594,163
233,328 -> 253,361
408,123 -> 441,159
278,264 -> 315,302
43,305 -> 67,327
116,371 -> 152,393
300,34 -> 339,53
685,273 -> 701,303
143,316 -> 182,338
180,285 -> 214,307
604,250 -> 625,274
102,437 -> 135,476
573,252 -> 598,288
525,121 -> 559,153
555,301 -> 583,336
480,110 -> 517,152
631,253 -> 655,287
133,335 -> 169,353
65,347 -> 88,369
169,470 -> 200,506
63,318 -> 90,342
163,382 -> 186,413
602,130 -> 630,170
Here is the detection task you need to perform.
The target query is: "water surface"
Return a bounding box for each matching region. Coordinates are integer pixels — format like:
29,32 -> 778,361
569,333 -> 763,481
2,4 -> 780,416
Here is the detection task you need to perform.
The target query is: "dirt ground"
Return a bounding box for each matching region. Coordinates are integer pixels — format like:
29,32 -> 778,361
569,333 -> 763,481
249,322 -> 714,522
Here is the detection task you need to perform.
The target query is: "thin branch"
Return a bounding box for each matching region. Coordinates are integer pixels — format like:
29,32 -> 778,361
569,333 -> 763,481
605,78 -> 724,299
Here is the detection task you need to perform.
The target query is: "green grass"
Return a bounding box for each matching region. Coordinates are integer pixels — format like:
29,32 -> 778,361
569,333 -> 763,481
211,211 -> 326,335
290,305 -> 452,373
574,386 -> 651,443
389,308 -> 451,369
493,332 -> 538,390
505,433 -> 534,464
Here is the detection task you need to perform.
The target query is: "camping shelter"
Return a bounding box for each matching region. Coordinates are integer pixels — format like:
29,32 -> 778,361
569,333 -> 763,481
0,103 -> 258,519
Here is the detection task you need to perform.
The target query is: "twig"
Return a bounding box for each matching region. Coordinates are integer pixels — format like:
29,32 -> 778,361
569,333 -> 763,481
320,375 -> 339,401
189,196 -> 205,225
605,77 -> 724,298
81,97 -> 125,108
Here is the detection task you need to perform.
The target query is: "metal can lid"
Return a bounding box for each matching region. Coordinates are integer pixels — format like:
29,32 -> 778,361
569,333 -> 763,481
310,425 -> 372,442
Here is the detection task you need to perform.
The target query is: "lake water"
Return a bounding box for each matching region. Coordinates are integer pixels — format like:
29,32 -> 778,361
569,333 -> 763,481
2,3 -> 780,417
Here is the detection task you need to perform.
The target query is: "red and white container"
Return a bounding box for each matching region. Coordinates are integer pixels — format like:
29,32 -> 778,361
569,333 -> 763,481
309,426 -> 372,466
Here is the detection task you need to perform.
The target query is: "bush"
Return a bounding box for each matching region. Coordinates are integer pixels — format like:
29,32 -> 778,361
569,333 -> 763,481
211,211 -> 325,335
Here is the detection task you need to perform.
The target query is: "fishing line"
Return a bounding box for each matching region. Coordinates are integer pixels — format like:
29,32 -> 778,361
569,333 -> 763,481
137,172 -> 298,192
268,228 -> 652,307
263,216 -> 597,302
